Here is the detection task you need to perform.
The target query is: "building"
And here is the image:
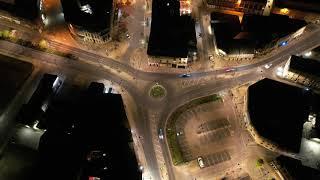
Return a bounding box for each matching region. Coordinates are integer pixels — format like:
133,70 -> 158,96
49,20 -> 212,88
275,0 -> 320,14
273,0 -> 320,23
206,0 -> 240,9
0,0 -> 14,4
147,0 -> 197,68
179,0 -> 192,15
247,78 -> 310,152
284,55 -> 320,90
61,0 -> 115,43
270,156 -> 320,179
240,0 -> 268,15
211,12 -> 306,58
0,0 -> 40,20
207,0 -> 269,15
37,82 -> 141,180
210,12 -> 255,59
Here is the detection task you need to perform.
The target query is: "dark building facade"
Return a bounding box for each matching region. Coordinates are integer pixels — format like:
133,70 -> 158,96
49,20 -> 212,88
0,0 -> 40,20
147,0 -> 197,67
211,12 -> 306,57
38,83 -> 141,180
61,0 -> 115,43
207,0 -> 268,15
248,78 -> 310,152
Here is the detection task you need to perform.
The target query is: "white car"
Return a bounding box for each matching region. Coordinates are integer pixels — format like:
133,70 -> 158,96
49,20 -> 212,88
197,157 -> 205,168
264,63 -> 272,69
158,129 -> 164,140
225,68 -> 236,72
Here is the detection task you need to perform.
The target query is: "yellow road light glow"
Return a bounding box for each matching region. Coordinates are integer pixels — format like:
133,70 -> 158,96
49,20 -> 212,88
208,25 -> 212,35
304,51 -> 312,57
280,8 -> 289,15
276,67 -> 285,77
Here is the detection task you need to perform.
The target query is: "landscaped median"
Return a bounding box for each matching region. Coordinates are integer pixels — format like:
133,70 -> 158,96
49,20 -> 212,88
166,94 -> 222,165
149,83 -> 166,99
0,29 -> 79,61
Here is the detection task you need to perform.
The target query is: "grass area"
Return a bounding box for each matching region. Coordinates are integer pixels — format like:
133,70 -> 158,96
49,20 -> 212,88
166,94 -> 221,165
256,158 -> 264,167
0,30 -> 79,61
149,85 -> 166,98
0,54 -> 33,113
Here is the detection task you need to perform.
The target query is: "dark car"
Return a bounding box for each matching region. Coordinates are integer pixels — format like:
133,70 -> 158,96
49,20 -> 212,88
83,150 -> 110,179
179,74 -> 191,78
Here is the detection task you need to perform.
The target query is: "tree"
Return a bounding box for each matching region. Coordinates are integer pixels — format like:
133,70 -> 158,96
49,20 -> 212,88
39,39 -> 48,49
2,30 -> 10,39
256,158 -> 264,167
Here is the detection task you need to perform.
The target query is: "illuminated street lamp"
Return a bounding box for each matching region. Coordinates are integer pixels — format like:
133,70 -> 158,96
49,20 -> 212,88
304,51 -> 312,57
276,67 -> 284,77
280,8 -> 289,15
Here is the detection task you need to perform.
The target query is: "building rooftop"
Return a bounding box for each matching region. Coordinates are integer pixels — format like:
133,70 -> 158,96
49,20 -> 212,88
207,0 -> 238,9
242,0 -> 267,3
211,12 -> 306,53
0,0 -> 39,19
61,0 -> 113,32
276,155 -> 320,179
38,84 -> 141,180
275,0 -> 320,13
289,55 -> 320,78
147,0 -> 197,58
248,79 -> 311,152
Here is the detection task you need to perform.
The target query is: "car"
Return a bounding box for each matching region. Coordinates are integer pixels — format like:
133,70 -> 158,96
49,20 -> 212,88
279,41 -> 288,47
179,74 -> 191,78
87,150 -> 107,162
225,68 -> 236,72
197,157 -> 205,168
158,128 -> 164,139
264,63 -> 272,69
126,34 -> 130,39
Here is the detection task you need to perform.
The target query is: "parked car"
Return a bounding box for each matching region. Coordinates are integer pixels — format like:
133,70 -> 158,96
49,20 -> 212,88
197,157 -> 205,168
225,68 -> 236,72
158,128 -> 164,140
179,74 -> 191,78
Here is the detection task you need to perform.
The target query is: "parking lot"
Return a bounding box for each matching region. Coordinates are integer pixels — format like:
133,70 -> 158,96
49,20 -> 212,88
202,150 -> 232,167
175,96 -> 244,170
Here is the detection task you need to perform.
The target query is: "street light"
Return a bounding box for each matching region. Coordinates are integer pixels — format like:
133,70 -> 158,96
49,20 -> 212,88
280,8 -> 289,15
304,51 -> 312,57
276,67 -> 284,77
139,165 -> 144,172
207,25 -> 212,35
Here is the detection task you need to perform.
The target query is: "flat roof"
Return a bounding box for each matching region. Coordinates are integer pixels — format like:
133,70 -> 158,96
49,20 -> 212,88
289,55 -> 320,78
61,0 -> 113,32
275,0 -> 320,13
242,0 -> 267,3
147,0 -> 197,58
0,0 -> 14,4
248,79 -> 310,152
213,13 -> 306,52
276,156 -> 320,179
38,86 -> 141,180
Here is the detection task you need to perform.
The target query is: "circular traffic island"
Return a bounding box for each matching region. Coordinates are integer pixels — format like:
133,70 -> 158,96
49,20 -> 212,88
149,83 -> 166,99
